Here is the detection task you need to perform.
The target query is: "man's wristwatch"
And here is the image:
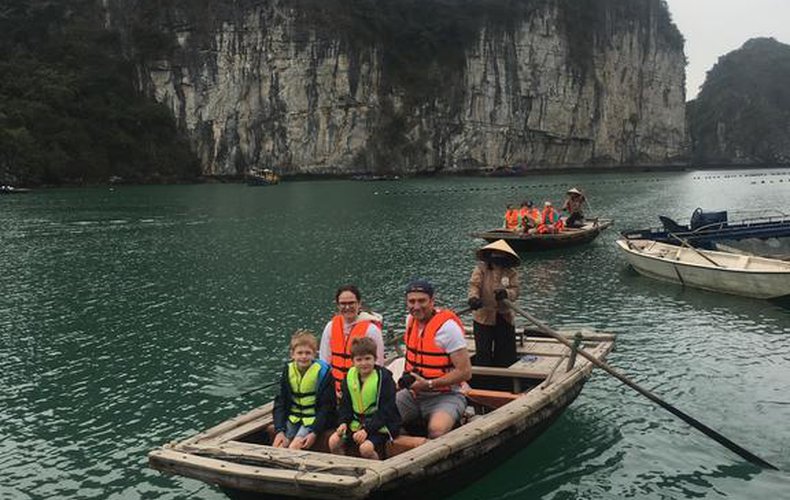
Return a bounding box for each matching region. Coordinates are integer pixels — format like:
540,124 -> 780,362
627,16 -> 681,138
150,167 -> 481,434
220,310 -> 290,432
428,379 -> 434,390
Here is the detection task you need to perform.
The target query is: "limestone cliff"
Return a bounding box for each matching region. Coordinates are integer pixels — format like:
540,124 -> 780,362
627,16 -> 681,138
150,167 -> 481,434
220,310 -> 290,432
107,0 -> 686,176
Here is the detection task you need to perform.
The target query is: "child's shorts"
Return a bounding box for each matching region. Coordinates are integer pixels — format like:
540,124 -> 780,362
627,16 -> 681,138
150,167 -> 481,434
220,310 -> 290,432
285,421 -> 313,440
366,432 -> 389,448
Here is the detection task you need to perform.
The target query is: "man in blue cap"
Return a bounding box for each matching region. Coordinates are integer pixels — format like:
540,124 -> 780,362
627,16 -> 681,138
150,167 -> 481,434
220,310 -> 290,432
397,279 -> 472,439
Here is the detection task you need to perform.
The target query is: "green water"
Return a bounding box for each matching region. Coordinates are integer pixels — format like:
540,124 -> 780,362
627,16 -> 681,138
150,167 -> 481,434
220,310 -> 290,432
2,169 -> 789,499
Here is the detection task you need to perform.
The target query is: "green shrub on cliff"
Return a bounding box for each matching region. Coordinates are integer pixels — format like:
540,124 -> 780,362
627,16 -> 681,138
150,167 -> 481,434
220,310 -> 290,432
0,0 -> 198,186
688,37 -> 790,166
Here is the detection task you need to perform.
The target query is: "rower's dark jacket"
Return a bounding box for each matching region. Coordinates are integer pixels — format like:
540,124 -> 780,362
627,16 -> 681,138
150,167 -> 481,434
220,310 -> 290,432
273,362 -> 337,434
338,366 -> 401,438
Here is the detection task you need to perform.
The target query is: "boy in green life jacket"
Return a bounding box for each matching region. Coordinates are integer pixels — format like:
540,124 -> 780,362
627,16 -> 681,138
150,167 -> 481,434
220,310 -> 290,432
329,337 -> 401,459
272,330 -> 336,450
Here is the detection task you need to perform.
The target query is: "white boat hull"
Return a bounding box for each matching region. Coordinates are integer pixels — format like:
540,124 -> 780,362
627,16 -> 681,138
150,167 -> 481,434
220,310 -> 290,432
616,239 -> 790,299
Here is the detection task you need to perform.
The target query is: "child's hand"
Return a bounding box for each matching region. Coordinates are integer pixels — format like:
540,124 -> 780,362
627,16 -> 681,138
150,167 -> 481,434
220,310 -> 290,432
336,423 -> 347,436
353,429 -> 368,444
301,432 -> 316,449
272,431 -> 289,448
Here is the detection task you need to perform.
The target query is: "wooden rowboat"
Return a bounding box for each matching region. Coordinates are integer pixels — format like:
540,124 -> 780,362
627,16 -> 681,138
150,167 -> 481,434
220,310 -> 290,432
616,239 -> 790,299
148,330 -> 615,499
471,219 -> 613,252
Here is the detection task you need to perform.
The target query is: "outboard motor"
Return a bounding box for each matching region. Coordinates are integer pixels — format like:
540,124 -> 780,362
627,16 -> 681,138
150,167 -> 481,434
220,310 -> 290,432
690,208 -> 728,230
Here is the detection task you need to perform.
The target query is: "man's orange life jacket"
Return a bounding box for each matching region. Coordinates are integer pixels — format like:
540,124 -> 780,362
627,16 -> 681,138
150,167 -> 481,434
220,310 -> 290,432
330,315 -> 372,392
404,309 -> 464,390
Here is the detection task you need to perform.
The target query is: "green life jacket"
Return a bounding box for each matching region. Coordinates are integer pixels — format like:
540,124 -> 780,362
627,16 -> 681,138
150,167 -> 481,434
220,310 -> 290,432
287,361 -> 322,426
346,366 -> 387,434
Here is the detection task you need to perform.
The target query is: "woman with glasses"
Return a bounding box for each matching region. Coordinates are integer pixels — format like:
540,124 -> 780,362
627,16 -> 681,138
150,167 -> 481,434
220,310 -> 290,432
318,285 -> 385,394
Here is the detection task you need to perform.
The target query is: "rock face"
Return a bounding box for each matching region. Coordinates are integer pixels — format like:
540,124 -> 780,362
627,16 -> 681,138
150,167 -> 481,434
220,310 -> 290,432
107,0 -> 686,176
688,37 -> 790,166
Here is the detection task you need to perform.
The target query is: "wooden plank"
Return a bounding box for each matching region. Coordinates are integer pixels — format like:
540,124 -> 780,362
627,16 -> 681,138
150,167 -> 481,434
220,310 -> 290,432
177,441 -> 374,476
149,448 -> 362,489
470,354 -> 560,379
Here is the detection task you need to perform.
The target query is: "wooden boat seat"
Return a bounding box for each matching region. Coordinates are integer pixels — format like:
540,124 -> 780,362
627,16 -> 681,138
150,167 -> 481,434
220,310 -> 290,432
465,388 -> 521,409
385,435 -> 427,457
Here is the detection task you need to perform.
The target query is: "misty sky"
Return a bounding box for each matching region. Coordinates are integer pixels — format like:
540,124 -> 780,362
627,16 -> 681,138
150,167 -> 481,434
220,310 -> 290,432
664,0 -> 790,101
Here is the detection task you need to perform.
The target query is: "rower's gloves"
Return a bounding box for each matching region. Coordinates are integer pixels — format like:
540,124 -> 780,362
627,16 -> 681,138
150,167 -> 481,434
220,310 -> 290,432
494,288 -> 508,301
467,297 -> 483,310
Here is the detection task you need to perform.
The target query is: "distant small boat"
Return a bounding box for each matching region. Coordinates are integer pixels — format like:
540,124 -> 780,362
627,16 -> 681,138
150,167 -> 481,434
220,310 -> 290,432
472,219 -> 613,252
616,239 -> 790,299
0,185 -> 32,194
148,330 -> 615,499
246,169 -> 280,186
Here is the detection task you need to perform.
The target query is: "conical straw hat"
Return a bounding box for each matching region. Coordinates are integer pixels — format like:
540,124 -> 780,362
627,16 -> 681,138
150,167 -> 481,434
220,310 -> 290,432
476,239 -> 521,266
567,187 -> 582,195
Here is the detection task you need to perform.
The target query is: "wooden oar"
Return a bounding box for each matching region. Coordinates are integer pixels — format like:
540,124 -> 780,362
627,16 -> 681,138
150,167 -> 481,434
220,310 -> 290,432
237,380 -> 279,398
502,299 -> 779,470
668,232 -> 723,268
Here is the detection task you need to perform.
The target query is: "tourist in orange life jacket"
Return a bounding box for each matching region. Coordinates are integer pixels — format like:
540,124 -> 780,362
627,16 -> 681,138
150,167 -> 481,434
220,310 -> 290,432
319,285 -> 385,395
520,200 -> 540,233
467,239 -> 521,368
396,280 -> 472,439
518,201 -> 531,232
503,204 -> 520,231
537,201 -> 564,234
562,187 -> 586,228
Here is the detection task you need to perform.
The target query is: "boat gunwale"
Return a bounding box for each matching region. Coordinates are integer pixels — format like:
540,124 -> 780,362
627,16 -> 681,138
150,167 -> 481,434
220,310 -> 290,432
471,219 -> 614,242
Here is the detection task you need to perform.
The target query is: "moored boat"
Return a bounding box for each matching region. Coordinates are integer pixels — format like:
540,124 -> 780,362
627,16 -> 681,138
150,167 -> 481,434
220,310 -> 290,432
616,238 -> 790,299
621,208 -> 790,250
246,168 -> 280,186
471,218 -> 613,252
148,330 -> 615,499
0,185 -> 32,194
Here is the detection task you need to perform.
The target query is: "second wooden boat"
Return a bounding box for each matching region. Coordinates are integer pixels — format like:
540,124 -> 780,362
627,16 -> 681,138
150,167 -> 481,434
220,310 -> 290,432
471,218 -> 613,252
616,239 -> 790,299
149,330 -> 615,499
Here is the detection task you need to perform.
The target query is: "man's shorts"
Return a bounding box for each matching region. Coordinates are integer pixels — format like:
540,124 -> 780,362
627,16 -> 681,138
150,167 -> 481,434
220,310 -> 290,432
285,421 -> 313,440
396,389 -> 467,425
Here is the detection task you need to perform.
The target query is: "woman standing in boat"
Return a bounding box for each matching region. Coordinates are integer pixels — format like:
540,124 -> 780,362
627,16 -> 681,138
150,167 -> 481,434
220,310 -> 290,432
318,285 -> 385,395
562,187 -> 586,228
467,240 -> 521,367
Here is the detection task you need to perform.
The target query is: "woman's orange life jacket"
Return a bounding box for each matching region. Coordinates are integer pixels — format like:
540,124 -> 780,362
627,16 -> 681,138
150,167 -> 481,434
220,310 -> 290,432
404,309 -> 464,390
330,315 -> 372,392
504,209 -> 520,230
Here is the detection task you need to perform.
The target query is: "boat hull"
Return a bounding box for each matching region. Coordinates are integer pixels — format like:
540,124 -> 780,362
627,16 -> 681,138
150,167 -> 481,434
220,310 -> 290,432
221,378 -> 587,500
616,239 -> 790,299
472,219 -> 613,252
149,334 -> 614,499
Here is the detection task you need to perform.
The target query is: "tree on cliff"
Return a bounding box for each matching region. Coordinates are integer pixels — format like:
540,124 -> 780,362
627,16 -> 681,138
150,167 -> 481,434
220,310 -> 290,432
0,0 -> 199,186
688,37 -> 790,166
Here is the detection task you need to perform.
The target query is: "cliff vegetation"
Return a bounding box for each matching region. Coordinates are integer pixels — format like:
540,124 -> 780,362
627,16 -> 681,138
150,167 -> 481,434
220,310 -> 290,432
688,37 -> 790,166
0,0 -> 198,186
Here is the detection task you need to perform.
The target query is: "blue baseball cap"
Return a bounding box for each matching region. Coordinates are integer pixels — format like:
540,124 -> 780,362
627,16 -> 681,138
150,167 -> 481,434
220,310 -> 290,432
405,279 -> 434,297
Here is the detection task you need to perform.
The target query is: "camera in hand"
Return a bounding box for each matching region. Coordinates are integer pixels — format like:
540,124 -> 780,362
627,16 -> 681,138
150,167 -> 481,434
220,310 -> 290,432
398,372 -> 416,390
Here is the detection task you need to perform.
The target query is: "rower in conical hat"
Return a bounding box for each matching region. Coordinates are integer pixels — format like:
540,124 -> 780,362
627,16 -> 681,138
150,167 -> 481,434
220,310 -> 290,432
468,239 -> 522,369
475,239 -> 521,268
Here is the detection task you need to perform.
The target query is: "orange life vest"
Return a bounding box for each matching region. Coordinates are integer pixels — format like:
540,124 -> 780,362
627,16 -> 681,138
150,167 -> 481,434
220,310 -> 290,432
537,207 -> 563,234
330,315 -> 372,392
504,209 -> 520,230
404,309 -> 464,389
